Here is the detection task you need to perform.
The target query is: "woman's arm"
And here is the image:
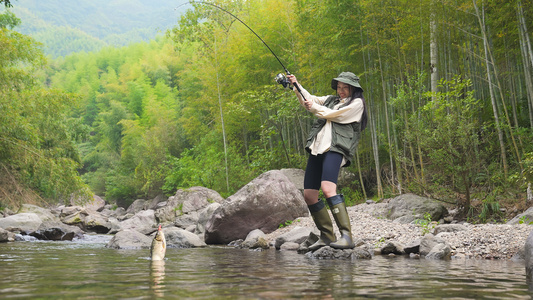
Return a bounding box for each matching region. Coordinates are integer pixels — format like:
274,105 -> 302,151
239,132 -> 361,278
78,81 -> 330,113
309,98 -> 364,124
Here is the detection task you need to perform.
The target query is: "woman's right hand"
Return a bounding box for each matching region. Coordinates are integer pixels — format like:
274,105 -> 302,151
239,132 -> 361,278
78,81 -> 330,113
287,74 -> 298,86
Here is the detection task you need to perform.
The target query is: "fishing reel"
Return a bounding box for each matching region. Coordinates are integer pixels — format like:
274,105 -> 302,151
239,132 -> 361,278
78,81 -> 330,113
275,73 -> 291,89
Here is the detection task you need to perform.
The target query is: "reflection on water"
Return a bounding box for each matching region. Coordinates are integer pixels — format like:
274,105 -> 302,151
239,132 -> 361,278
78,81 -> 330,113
0,235 -> 531,299
151,260 -> 165,298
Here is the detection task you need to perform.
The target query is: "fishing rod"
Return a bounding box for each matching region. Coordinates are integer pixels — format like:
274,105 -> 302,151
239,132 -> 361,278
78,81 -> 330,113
175,1 -> 307,99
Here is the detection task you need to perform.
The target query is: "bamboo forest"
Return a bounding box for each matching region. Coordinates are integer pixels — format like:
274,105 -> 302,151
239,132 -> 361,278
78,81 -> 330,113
1,0 -> 533,222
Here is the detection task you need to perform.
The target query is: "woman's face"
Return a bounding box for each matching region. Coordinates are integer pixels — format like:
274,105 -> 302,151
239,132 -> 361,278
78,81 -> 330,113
337,82 -> 352,99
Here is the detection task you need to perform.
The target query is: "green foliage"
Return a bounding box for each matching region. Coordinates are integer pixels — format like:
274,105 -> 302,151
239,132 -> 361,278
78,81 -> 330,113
414,212 -> 436,236
519,216 -> 533,225
1,15 -> 91,205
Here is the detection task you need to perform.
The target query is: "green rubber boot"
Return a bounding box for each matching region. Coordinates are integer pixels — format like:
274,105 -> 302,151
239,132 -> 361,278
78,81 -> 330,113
327,195 -> 355,249
308,200 -> 336,251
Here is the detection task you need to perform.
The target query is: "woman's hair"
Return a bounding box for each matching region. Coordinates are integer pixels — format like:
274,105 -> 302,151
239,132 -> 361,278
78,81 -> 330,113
339,87 -> 368,131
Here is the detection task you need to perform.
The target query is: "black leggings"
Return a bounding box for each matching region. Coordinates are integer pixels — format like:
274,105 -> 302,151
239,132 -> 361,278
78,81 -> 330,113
303,151 -> 343,190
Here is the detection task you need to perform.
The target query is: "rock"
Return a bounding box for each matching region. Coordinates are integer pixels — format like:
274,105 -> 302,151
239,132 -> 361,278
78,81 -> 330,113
30,226 -> 81,241
155,187 -> 224,225
119,210 -> 158,234
0,227 -> 9,242
174,211 -> 200,229
433,224 -> 467,235
525,228 -> 533,280
18,204 -> 59,224
420,233 -> 452,259
386,194 -> 448,224
404,239 -> 421,254
164,227 -> 207,248
280,242 -> 300,251
145,194 -> 167,211
508,207 -> 533,225
83,212 -> 111,233
274,226 -> 313,250
241,229 -> 269,249
0,213 -> 42,232
106,230 -> 152,249
126,199 -> 148,215
279,168 -> 305,190
195,203 -> 221,240
425,243 -> 451,260
306,246 -> 372,260
380,241 -> 405,255
204,170 -> 308,244
70,195 -> 106,212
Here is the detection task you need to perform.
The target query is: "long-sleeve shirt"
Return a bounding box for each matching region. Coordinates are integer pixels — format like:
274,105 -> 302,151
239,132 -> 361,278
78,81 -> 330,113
294,85 -> 364,165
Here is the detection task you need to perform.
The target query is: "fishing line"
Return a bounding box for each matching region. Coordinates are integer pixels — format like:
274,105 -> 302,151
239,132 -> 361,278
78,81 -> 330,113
174,1 -> 307,99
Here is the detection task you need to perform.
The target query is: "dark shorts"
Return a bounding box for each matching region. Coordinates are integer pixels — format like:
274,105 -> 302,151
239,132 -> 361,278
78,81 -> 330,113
303,151 -> 343,190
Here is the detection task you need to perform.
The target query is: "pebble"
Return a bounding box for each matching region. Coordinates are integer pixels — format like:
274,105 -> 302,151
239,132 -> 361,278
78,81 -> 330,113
265,203 -> 531,260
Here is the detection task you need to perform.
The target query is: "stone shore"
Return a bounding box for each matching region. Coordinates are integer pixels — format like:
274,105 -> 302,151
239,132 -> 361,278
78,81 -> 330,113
265,202 -> 531,260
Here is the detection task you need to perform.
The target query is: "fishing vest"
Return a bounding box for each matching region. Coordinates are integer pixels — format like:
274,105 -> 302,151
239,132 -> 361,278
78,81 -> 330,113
305,95 -> 362,167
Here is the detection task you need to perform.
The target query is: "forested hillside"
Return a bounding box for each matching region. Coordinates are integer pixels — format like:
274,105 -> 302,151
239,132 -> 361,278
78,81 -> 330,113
1,0 -> 533,222
2,0 -> 182,57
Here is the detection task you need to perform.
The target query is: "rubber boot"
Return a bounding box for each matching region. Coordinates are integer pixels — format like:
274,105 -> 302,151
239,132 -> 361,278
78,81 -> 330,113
307,200 -> 336,251
327,195 -> 355,249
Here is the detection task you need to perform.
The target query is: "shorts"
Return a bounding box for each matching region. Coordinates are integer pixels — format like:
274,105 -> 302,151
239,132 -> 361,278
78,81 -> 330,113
303,151 -> 344,190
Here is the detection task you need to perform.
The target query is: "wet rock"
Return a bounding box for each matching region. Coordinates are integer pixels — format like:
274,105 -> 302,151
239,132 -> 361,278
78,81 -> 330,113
275,226 -> 312,250
404,239 -> 420,254
306,246 -> 372,260
204,170 -> 308,244
380,241 -> 405,255
420,234 -> 452,259
280,242 -> 300,251
0,227 -> 9,242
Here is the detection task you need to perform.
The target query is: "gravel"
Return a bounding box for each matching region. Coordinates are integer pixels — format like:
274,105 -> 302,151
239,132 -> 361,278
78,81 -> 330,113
265,203 -> 531,260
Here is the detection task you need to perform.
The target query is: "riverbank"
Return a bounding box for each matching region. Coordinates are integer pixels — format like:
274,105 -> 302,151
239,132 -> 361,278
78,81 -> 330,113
265,202 -> 531,260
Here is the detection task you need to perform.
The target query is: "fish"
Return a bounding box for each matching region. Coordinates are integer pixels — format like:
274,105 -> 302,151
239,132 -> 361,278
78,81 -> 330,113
150,225 -> 166,261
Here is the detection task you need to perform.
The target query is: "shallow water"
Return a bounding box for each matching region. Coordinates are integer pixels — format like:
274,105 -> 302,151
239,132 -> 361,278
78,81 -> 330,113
0,234 -> 530,299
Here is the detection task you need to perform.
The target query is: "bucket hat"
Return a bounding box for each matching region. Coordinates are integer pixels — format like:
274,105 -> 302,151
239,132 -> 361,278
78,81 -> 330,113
331,72 -> 363,92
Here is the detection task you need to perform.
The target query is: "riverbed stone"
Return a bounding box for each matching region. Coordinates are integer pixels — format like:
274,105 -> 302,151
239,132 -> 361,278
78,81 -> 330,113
0,227 -> 9,242
386,194 -> 448,224
433,224 -> 468,235
420,233 -> 452,259
126,199 -> 148,215
70,195 -> 106,212
306,246 -> 373,260
275,226 -> 313,250
380,241 -> 405,255
195,203 -> 221,240
204,170 -> 308,244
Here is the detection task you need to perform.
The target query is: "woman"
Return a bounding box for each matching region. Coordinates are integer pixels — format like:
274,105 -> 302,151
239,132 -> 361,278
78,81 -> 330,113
287,72 -> 367,250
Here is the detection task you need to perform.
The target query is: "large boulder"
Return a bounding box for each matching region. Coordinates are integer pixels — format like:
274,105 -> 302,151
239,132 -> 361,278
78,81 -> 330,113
164,227 -> 207,248
118,209 -> 157,235
0,227 -> 10,242
155,187 -> 224,225
106,230 -> 152,249
70,195 -> 106,212
195,203 -> 221,240
204,170 -> 308,244
0,213 -> 42,232
386,194 -> 448,223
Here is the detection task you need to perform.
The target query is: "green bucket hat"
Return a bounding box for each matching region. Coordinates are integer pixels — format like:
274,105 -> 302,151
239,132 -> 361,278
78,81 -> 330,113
331,72 -> 363,92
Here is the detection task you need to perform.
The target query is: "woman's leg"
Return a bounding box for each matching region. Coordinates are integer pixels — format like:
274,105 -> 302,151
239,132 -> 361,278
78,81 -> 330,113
303,154 -> 335,250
